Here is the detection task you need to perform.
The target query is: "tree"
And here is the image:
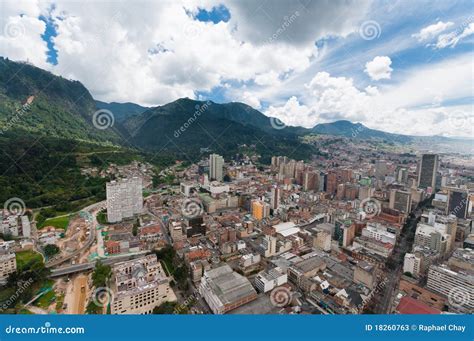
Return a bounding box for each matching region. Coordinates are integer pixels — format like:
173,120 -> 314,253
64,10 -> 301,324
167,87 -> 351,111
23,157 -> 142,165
44,244 -> 60,257
152,301 -> 178,314
86,300 -> 102,314
91,261 -> 112,288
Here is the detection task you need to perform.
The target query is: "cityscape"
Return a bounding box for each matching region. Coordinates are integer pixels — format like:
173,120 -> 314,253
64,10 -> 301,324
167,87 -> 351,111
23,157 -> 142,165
0,0 -> 472,339
1,147 -> 473,316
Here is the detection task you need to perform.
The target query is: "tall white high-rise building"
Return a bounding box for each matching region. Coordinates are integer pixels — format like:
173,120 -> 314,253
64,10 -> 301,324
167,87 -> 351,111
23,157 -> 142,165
209,154 -> 224,181
106,177 -> 143,223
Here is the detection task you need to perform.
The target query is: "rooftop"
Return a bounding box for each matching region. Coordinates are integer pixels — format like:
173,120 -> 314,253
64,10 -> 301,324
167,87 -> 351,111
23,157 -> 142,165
397,296 -> 441,314
204,264 -> 257,305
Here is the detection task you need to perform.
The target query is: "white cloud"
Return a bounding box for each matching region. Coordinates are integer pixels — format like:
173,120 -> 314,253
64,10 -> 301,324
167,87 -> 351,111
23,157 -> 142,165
0,1 -> 50,68
412,21 -> 453,41
264,53 -> 473,137
255,71 -> 280,86
435,22 -> 474,48
364,56 -> 393,80
42,1 -> 320,105
236,91 -> 261,109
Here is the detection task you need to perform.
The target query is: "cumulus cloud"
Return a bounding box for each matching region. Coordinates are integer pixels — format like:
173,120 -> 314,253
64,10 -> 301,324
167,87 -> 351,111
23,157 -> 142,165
412,21 -> 453,41
264,53 -> 473,137
1,0 -> 327,106
364,56 -> 393,80
0,0 -> 50,68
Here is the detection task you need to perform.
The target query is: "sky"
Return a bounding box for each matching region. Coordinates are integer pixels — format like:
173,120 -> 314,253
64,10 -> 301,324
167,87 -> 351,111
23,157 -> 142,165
0,0 -> 473,137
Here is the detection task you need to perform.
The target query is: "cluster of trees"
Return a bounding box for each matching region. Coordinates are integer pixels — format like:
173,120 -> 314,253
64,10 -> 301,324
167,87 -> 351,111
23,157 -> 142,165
0,254 -> 50,313
86,261 -> 112,315
155,247 -> 189,291
43,244 -> 60,257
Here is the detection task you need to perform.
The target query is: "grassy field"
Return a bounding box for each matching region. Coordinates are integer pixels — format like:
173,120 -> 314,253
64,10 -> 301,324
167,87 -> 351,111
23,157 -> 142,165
37,215 -> 72,230
15,250 -> 43,271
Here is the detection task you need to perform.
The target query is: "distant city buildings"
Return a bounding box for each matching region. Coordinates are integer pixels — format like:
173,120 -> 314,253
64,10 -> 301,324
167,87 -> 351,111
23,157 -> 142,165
106,177 -> 143,223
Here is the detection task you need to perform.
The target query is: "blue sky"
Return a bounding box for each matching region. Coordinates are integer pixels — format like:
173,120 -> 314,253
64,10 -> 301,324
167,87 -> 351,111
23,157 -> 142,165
0,0 -> 473,136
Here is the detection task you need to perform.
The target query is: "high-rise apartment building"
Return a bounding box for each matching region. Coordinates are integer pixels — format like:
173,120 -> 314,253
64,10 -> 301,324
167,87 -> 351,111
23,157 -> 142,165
251,200 -> 269,220
303,171 -> 318,191
209,154 -> 224,181
270,186 -> 280,210
106,177 -> 143,223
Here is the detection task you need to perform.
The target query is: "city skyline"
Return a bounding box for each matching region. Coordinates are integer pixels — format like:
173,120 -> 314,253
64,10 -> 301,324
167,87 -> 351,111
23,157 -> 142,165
0,1 -> 473,337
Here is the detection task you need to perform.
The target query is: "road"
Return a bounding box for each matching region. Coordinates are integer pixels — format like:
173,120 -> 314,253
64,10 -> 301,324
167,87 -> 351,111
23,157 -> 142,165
147,208 -> 172,245
368,198 -> 428,314
50,251 -> 149,277
46,201 -> 105,268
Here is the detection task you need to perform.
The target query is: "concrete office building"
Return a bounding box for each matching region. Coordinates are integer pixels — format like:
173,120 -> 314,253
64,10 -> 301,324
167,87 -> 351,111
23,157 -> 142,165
389,189 -> 412,214
403,253 -> 422,277
414,222 -> 450,255
111,255 -> 176,314
254,267 -> 288,293
418,154 -> 439,190
427,264 -> 473,313
106,177 -> 143,223
446,187 -> 470,219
